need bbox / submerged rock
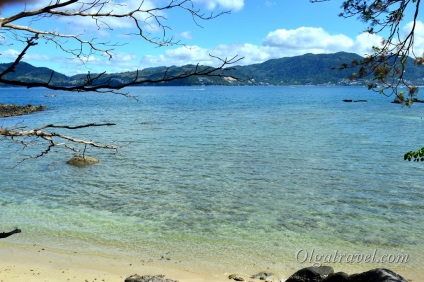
[124,274,178,282]
[0,103,45,118]
[66,154,100,166]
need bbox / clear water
[0,86,423,275]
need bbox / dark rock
[66,154,100,166]
[0,103,45,118]
[285,266,334,282]
[251,272,274,280]
[347,268,407,282]
[343,99,367,103]
[229,274,244,281]
[124,274,178,282]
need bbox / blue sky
[1,0,423,75]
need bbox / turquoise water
[0,86,423,275]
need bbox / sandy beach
[0,243,230,282]
[1,242,422,282]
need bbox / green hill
[1,52,423,87]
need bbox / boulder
[285,266,334,282]
[228,274,244,281]
[323,268,408,282]
[66,154,100,166]
[285,267,407,282]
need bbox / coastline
[0,242,421,282]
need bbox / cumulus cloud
[260,26,387,59]
[263,27,354,52]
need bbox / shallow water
[0,86,423,275]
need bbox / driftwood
[0,228,21,239]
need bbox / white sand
[0,243,231,282]
[0,243,421,282]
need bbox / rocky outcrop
[124,267,408,282]
[66,154,100,166]
[0,103,45,118]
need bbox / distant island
[1,52,423,87]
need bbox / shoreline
[0,242,420,282]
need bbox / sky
[0,0,423,75]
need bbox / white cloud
[0,49,21,60]
[194,0,244,11]
[0,48,49,61]
[403,20,424,55]
[263,27,354,52]
[134,27,390,69]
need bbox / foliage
[404,147,424,161]
[313,0,423,105]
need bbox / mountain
[1,52,423,87]
[0,62,69,85]
[235,52,364,85]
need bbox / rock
[343,99,367,103]
[0,103,45,118]
[229,274,244,281]
[285,266,334,282]
[251,272,274,280]
[124,274,178,282]
[66,154,100,166]
[324,268,407,282]
[285,268,408,282]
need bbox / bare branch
[0,0,241,160]
[0,123,118,160]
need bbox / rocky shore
[125,267,408,282]
[0,103,45,118]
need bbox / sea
[0,86,423,277]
